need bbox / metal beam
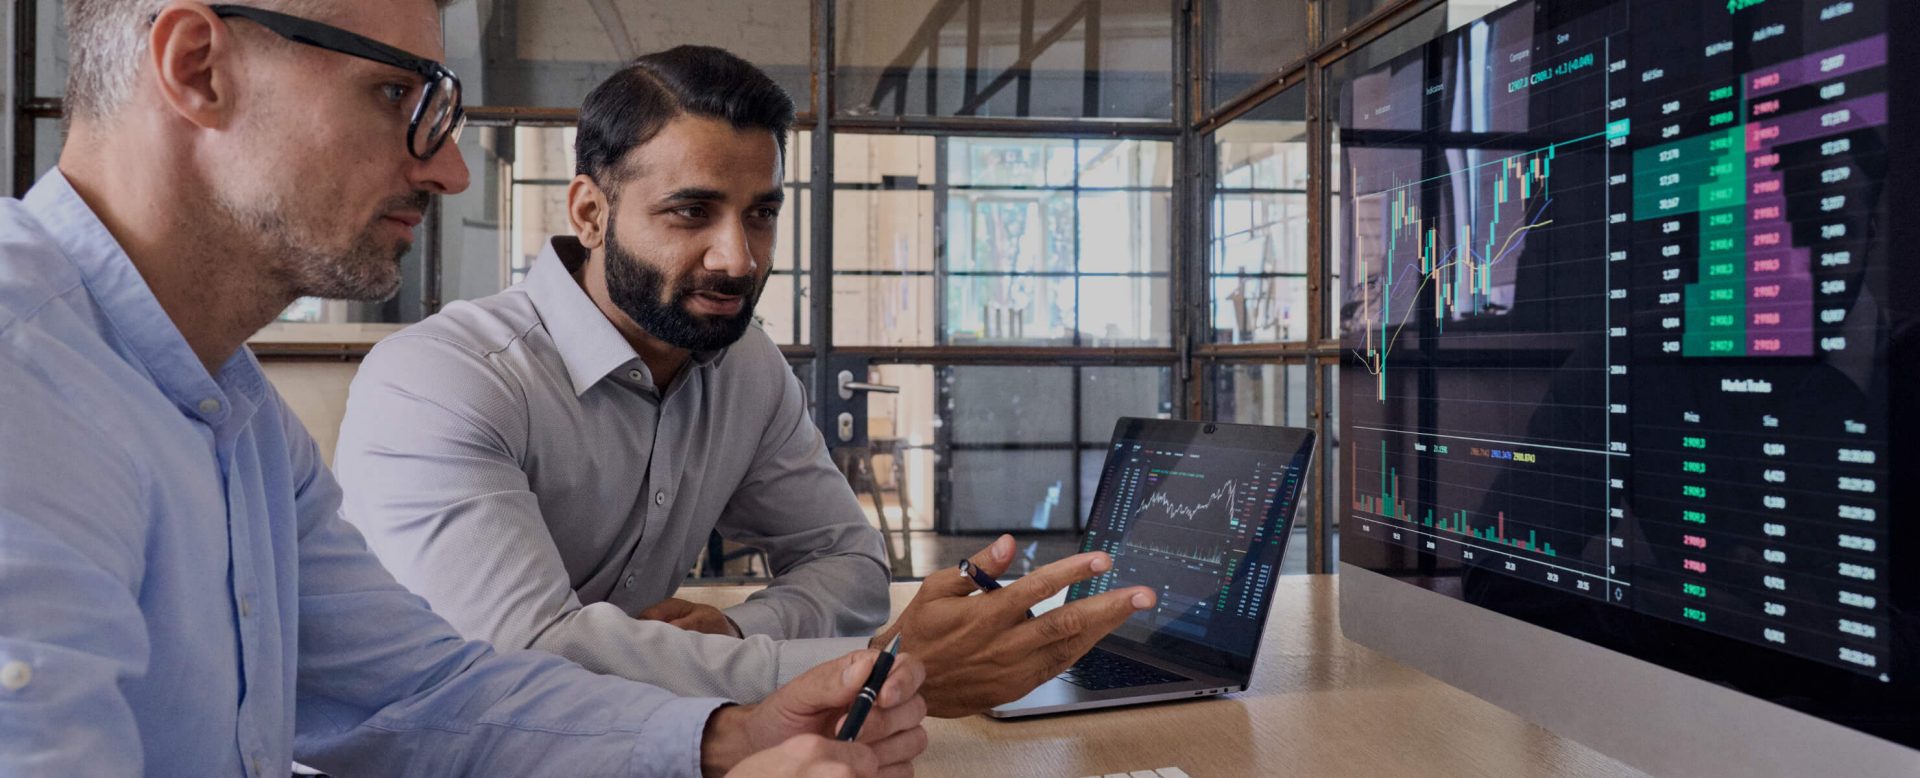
[809,0,838,438]
[1196,0,1444,135]
[12,0,40,196]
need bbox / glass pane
[439,126,510,303]
[948,191,1075,274]
[946,366,1073,444]
[1212,88,1309,344]
[1076,139,1173,188]
[1209,363,1309,427]
[835,0,1174,120]
[754,273,808,345]
[34,0,67,96]
[1078,367,1174,443]
[946,449,1076,531]
[948,138,1075,187]
[832,274,936,346]
[869,365,936,531]
[462,0,811,109]
[1078,276,1170,346]
[835,190,936,272]
[32,118,62,184]
[1448,0,1528,30]
[1325,6,1448,341]
[944,275,1075,345]
[835,135,936,185]
[1077,191,1171,274]
[1211,276,1308,343]
[1204,0,1308,111]
[1322,0,1387,40]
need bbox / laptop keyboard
[1059,647,1191,691]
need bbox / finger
[866,725,929,772]
[997,551,1115,611]
[878,764,914,778]
[918,534,1015,599]
[846,692,925,743]
[822,650,881,706]
[788,735,880,778]
[1012,586,1156,673]
[877,654,926,708]
[636,598,692,621]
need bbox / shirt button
[654,491,667,506]
[628,369,644,382]
[252,756,264,776]
[197,398,221,415]
[624,574,637,590]
[239,597,252,619]
[0,661,30,691]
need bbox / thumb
[921,534,1016,598]
[782,650,881,715]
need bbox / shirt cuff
[629,695,732,778]
[721,599,785,640]
[772,637,871,689]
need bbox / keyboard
[1059,647,1191,691]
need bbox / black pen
[959,557,1035,619]
[836,633,901,741]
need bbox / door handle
[838,370,901,400]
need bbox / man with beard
[0,3,930,775]
[335,46,1159,716]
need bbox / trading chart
[1075,440,1306,654]
[1339,0,1893,679]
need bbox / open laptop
[990,417,1316,718]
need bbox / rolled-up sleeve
[714,366,891,642]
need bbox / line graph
[1351,138,1587,401]
[1131,478,1242,525]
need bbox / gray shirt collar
[525,236,725,396]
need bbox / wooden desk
[678,575,1648,777]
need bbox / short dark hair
[575,45,795,189]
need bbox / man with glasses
[334,45,1160,718]
[0,1,926,775]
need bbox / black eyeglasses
[206,4,465,161]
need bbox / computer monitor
[1335,1,1919,774]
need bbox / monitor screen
[1339,0,1918,748]
[1071,420,1315,669]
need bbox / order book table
[675,575,1647,777]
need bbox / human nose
[412,134,471,196]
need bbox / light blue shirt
[0,170,727,776]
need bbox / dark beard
[602,212,761,352]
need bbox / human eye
[379,82,412,106]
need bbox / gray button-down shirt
[336,237,885,701]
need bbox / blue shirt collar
[22,169,266,430]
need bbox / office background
[5,0,1514,578]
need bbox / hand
[701,649,929,778]
[638,597,741,637]
[724,734,879,778]
[869,535,1157,718]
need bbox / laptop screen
[1068,418,1316,674]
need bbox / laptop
[990,417,1317,718]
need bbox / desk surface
[678,575,1648,778]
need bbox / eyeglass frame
[201,3,467,161]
